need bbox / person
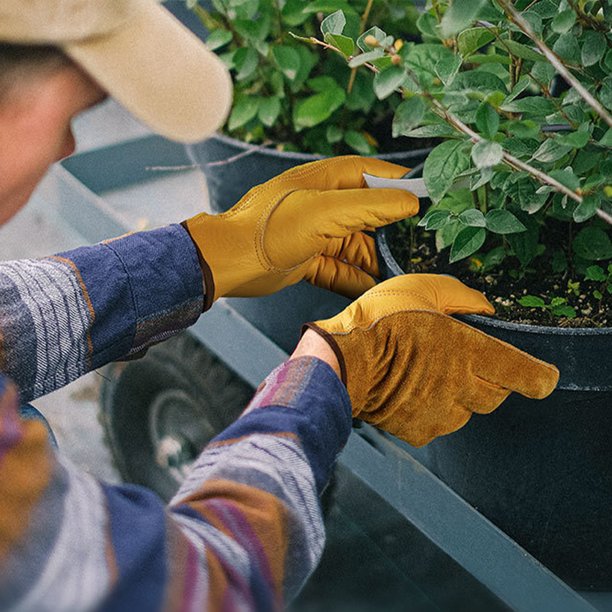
[0,1,560,610]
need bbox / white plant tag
[363,173,430,199]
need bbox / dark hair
[0,43,71,103]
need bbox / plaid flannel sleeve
[0,357,352,611]
[0,224,203,402]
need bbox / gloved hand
[305,274,560,447]
[183,156,418,309]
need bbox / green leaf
[506,211,539,268]
[293,87,346,129]
[573,195,600,223]
[272,46,301,81]
[326,125,343,143]
[530,0,557,18]
[556,129,590,149]
[482,246,506,270]
[502,137,539,158]
[392,97,426,137]
[551,304,577,318]
[373,66,406,100]
[548,168,580,191]
[233,15,270,43]
[503,76,531,104]
[324,33,354,56]
[228,96,259,130]
[519,295,546,308]
[418,209,452,230]
[485,209,527,234]
[308,76,337,93]
[600,76,612,111]
[573,227,612,260]
[423,140,471,203]
[497,39,543,62]
[506,120,539,138]
[402,124,457,138]
[457,27,495,56]
[475,102,499,139]
[416,12,440,39]
[281,0,311,26]
[585,265,607,282]
[466,53,512,65]
[436,55,463,86]
[344,130,374,154]
[233,47,259,80]
[551,9,576,34]
[258,97,281,127]
[472,140,504,168]
[321,10,346,35]
[501,97,555,116]
[532,139,572,163]
[458,209,486,227]
[582,31,606,67]
[449,226,487,263]
[348,49,385,68]
[440,0,487,37]
[303,0,356,16]
[599,129,612,148]
[553,32,580,63]
[530,61,555,86]
[451,71,508,96]
[206,29,233,51]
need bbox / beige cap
[0,0,233,143]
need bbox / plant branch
[497,0,612,129]
[314,35,611,226]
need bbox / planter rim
[196,132,434,164]
[376,226,612,336]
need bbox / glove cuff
[302,323,347,386]
[180,220,216,312]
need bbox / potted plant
[310,0,612,590]
[184,0,432,213]
[182,0,436,352]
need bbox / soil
[385,221,612,328]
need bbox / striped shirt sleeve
[0,356,352,611]
[0,224,203,403]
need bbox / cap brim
[64,3,233,143]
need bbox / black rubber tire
[99,333,253,501]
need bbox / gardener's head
[0,0,232,224]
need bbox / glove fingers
[272,156,412,191]
[304,256,377,298]
[466,326,559,399]
[322,233,379,278]
[465,377,511,414]
[367,275,494,315]
[283,188,419,238]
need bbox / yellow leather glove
[183,156,418,309]
[306,274,560,447]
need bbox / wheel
[99,333,253,501]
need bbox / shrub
[310,0,611,294]
[187,0,420,155]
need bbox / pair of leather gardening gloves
[183,157,559,447]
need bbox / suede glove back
[183,157,418,309]
[306,274,560,447]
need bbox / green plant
[585,262,612,298]
[187,0,420,155]
[518,294,577,318]
[309,0,612,307]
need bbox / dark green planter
[376,226,612,591]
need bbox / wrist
[290,329,341,378]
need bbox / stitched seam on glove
[255,188,308,274]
